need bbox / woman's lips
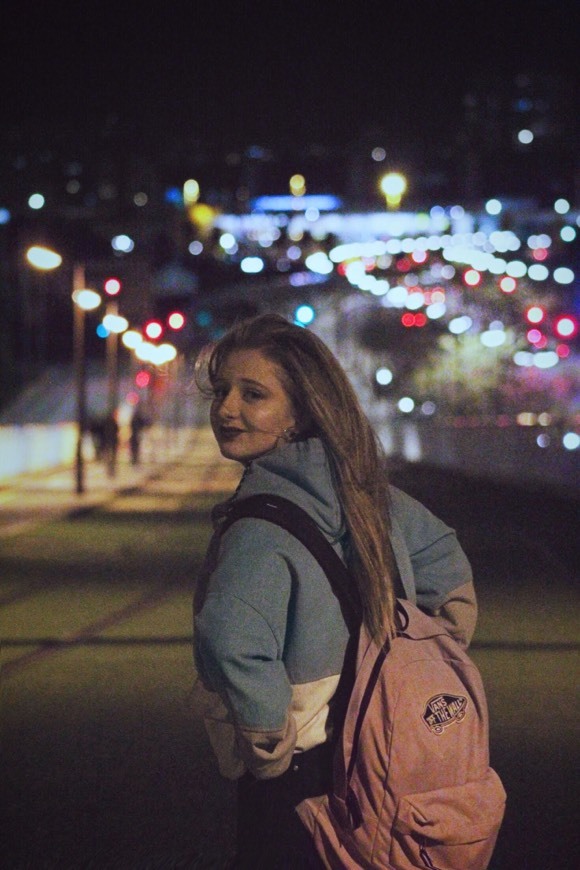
[219,426,245,440]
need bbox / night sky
[3,0,578,150]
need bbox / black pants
[231,742,333,869]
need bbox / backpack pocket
[390,768,506,870]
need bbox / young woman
[193,314,476,868]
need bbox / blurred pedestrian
[129,404,148,465]
[193,314,476,868]
[89,416,106,461]
[102,412,119,477]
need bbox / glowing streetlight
[102,313,129,334]
[380,172,407,210]
[134,340,177,366]
[73,288,101,310]
[290,174,306,197]
[26,245,63,270]
[183,178,200,204]
[122,329,143,350]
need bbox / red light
[167,311,186,330]
[525,305,545,324]
[396,257,412,272]
[464,269,481,286]
[532,248,548,261]
[104,277,122,296]
[401,312,427,328]
[144,320,163,340]
[553,314,578,339]
[527,329,548,348]
[135,370,151,388]
[557,344,571,358]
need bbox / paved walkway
[1,436,577,869]
[0,435,243,869]
[0,427,238,538]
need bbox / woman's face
[210,349,297,465]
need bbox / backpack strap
[220,493,362,633]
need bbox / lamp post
[102,299,128,478]
[380,172,407,210]
[25,247,101,494]
[72,268,101,493]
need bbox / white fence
[1,420,578,498]
[0,423,78,480]
[0,423,195,482]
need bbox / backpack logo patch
[423,693,468,734]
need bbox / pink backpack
[223,495,507,870]
[297,601,506,869]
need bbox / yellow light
[135,341,156,362]
[72,289,101,311]
[289,174,306,196]
[135,342,177,365]
[155,343,177,364]
[379,173,407,209]
[187,203,217,233]
[183,178,200,204]
[26,245,63,270]
[122,330,143,349]
[102,313,129,333]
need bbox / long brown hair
[196,313,396,641]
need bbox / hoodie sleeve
[194,519,298,778]
[389,486,477,648]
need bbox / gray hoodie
[194,438,476,780]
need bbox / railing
[377,417,579,498]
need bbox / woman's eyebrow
[238,377,268,389]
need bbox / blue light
[294,304,315,325]
[196,310,213,327]
[289,272,327,287]
[251,194,342,212]
[96,324,109,339]
[165,187,183,205]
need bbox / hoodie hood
[233,437,345,541]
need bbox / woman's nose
[216,392,239,419]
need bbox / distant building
[456,72,577,204]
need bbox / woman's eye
[243,389,263,401]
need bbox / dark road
[1,435,578,869]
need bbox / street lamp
[380,172,407,210]
[102,279,126,478]
[72,267,101,493]
[25,247,101,494]
[26,245,63,270]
